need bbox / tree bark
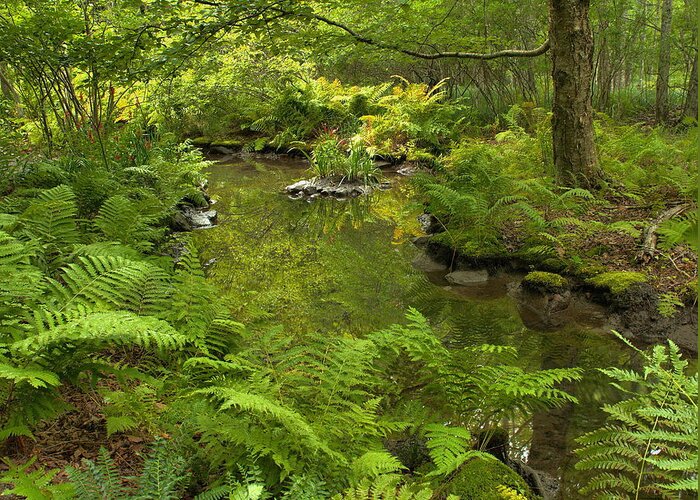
[655,0,673,123]
[0,62,18,105]
[684,54,698,120]
[549,0,600,188]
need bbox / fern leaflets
[575,337,698,499]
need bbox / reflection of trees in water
[293,194,381,235]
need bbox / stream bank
[414,236,697,354]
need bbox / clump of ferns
[575,335,698,499]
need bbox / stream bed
[195,155,643,498]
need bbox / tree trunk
[655,0,673,123]
[549,0,600,188]
[0,62,18,106]
[684,54,698,120]
[596,24,612,111]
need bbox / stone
[445,269,489,285]
[210,145,234,155]
[412,253,448,273]
[303,184,318,195]
[180,206,218,229]
[397,165,420,176]
[285,180,311,193]
[284,177,382,200]
[169,211,193,232]
[417,213,441,234]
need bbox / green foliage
[303,135,380,184]
[575,337,698,498]
[657,211,698,252]
[359,78,469,156]
[586,271,648,294]
[423,424,487,477]
[0,457,75,499]
[333,474,436,500]
[657,292,684,318]
[597,125,697,200]
[66,441,188,500]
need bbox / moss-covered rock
[522,271,568,293]
[444,457,534,499]
[586,271,647,294]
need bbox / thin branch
[292,10,549,60]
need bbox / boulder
[445,269,489,285]
[169,211,193,232]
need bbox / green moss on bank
[586,271,648,294]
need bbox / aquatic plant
[345,139,380,185]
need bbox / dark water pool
[195,155,642,498]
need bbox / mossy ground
[586,271,648,294]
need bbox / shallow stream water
[195,155,643,498]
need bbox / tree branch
[300,11,549,60]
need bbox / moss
[189,136,211,146]
[522,271,568,293]
[444,457,534,500]
[586,271,648,294]
[211,138,246,148]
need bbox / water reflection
[197,156,640,499]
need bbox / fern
[351,451,406,482]
[15,311,187,354]
[94,195,163,252]
[333,474,436,500]
[575,336,698,498]
[657,211,698,251]
[65,442,189,500]
[132,439,188,500]
[66,447,128,500]
[0,457,75,499]
[48,255,172,316]
[16,185,80,270]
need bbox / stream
[195,155,643,499]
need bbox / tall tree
[655,0,673,123]
[549,0,599,187]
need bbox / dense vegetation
[0,0,697,498]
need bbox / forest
[0,0,697,499]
